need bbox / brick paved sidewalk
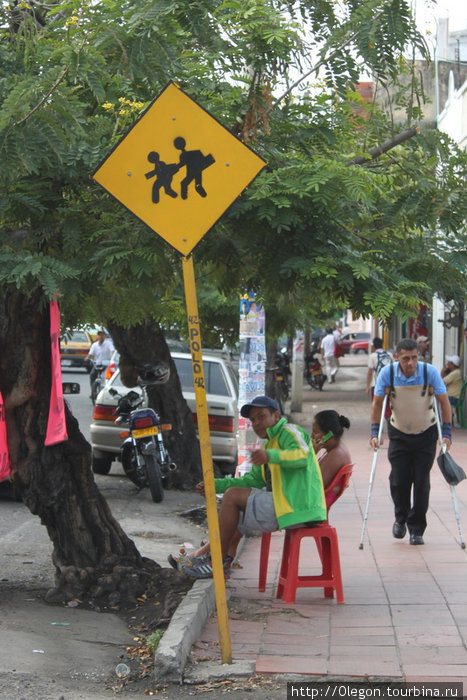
[189,363,467,684]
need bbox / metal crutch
[359,394,388,549]
[433,398,466,549]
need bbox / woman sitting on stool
[311,410,351,507]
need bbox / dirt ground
[113,567,194,694]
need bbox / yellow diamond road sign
[93,82,267,256]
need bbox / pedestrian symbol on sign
[145,136,215,205]
[145,152,180,204]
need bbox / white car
[90,352,239,477]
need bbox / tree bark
[0,290,157,605]
[106,321,202,489]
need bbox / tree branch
[345,126,420,166]
[13,66,70,128]
[272,11,383,109]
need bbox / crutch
[359,394,388,549]
[433,398,466,549]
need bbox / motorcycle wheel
[145,454,164,503]
[274,383,285,414]
[121,443,146,487]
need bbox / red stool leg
[329,529,344,603]
[281,530,303,604]
[276,530,292,599]
[258,532,271,592]
[320,535,334,598]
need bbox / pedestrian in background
[417,335,431,362]
[320,328,338,384]
[370,338,452,545]
[441,355,463,425]
[86,330,114,391]
[366,337,392,397]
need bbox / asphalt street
[0,366,210,698]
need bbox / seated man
[441,355,462,424]
[181,395,327,579]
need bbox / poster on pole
[237,293,266,476]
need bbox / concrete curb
[154,573,257,684]
[154,579,216,682]
[154,538,252,683]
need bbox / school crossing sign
[93,82,267,256]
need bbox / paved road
[0,367,209,698]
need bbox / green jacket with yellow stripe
[214,417,326,528]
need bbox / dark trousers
[89,366,98,388]
[387,424,437,535]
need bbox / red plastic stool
[275,523,344,603]
[258,464,353,596]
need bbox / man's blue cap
[240,396,281,418]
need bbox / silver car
[90,352,239,476]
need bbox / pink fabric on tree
[0,390,11,481]
[45,299,68,446]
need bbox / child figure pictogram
[173,136,215,199]
[145,151,180,204]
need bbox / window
[173,358,230,396]
[72,331,90,343]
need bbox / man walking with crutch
[369,339,452,545]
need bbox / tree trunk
[106,321,202,489]
[265,337,278,398]
[0,291,158,605]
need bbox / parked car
[60,329,92,369]
[90,352,239,477]
[104,339,190,382]
[349,338,372,354]
[339,332,371,355]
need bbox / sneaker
[167,554,180,571]
[167,545,199,571]
[182,555,233,579]
[183,552,211,568]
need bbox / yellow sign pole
[182,254,232,665]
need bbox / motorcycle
[109,362,176,503]
[304,345,326,391]
[267,354,290,415]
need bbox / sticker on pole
[93,82,267,256]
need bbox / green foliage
[147,629,164,650]
[0,248,79,298]
[0,0,465,341]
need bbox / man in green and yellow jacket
[185,395,326,579]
